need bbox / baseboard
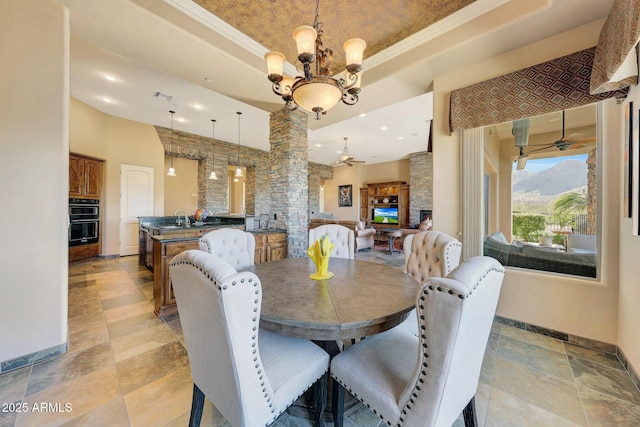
[495,315,639,392]
[1,343,68,374]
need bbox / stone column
[269,108,309,258]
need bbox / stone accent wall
[587,149,596,235]
[269,108,309,258]
[409,151,433,225]
[308,162,334,217]
[155,126,269,215]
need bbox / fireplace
[420,210,432,222]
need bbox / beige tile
[100,291,147,311]
[116,341,189,394]
[578,385,640,426]
[67,285,99,307]
[485,387,585,426]
[26,343,114,397]
[164,398,232,427]
[492,356,586,425]
[111,323,178,363]
[564,343,625,371]
[67,308,106,336]
[0,366,31,404]
[16,365,120,427]
[96,278,139,300]
[124,365,193,427]
[500,324,566,354]
[106,311,165,340]
[497,335,573,382]
[103,299,155,324]
[60,397,129,427]
[67,323,109,354]
[569,355,640,406]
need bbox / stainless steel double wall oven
[69,198,100,246]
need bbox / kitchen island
[151,229,287,318]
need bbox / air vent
[154,91,173,101]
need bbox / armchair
[354,220,375,251]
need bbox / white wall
[0,1,69,364]
[70,99,166,256]
[432,21,621,345]
[617,84,640,373]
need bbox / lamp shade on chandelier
[264,0,366,120]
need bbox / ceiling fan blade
[563,133,584,143]
[578,136,596,144]
[527,145,555,153]
[345,161,353,167]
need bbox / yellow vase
[307,235,335,280]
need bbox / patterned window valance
[449,47,628,133]
[590,0,640,94]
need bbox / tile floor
[1,250,639,426]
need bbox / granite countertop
[150,228,287,243]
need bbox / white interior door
[120,164,154,256]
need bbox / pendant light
[208,119,218,180]
[166,110,177,177]
[234,111,243,181]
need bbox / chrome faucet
[173,209,190,227]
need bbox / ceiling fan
[526,110,596,154]
[337,137,365,167]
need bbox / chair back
[403,231,462,283]
[169,250,273,427]
[400,256,505,426]
[308,224,355,259]
[199,228,256,270]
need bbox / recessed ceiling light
[315,144,322,147]
[103,74,117,82]
[380,126,388,130]
[176,117,186,123]
[100,97,113,103]
[192,103,204,110]
[358,113,366,117]
[398,136,404,140]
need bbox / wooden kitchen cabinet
[69,154,102,199]
[266,233,287,262]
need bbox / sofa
[309,219,376,251]
[483,232,596,277]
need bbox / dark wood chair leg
[331,378,345,427]
[189,383,205,427]
[314,373,328,427]
[462,396,478,427]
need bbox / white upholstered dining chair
[308,224,355,259]
[395,230,462,335]
[330,256,505,427]
[198,228,255,270]
[169,250,330,427]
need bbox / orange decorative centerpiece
[307,234,335,280]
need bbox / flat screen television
[373,207,398,224]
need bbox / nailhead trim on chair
[331,264,506,426]
[171,257,329,426]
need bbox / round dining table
[246,257,420,341]
[246,257,419,426]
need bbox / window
[483,104,598,278]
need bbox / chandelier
[264,0,366,120]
